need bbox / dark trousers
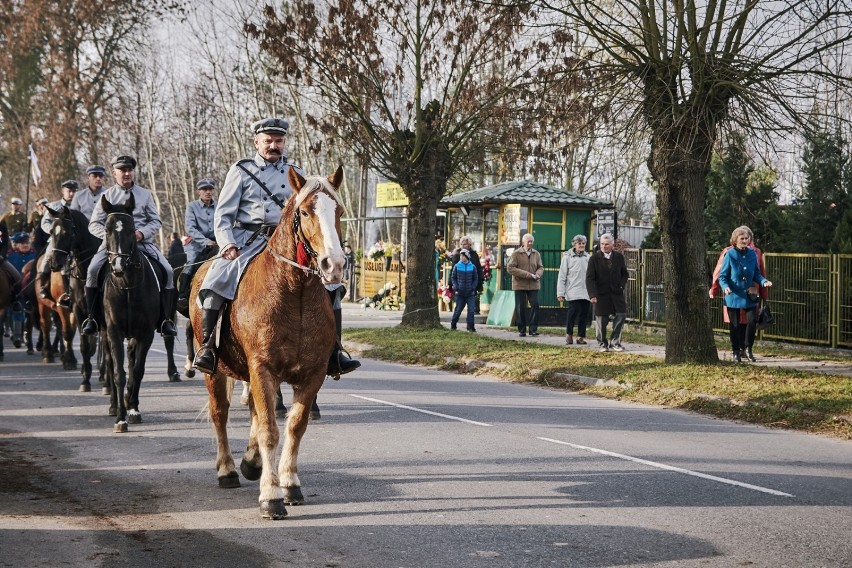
[565,299,591,337]
[726,307,756,353]
[514,289,539,333]
[747,305,759,348]
[451,293,476,329]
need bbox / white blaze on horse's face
[111,219,126,273]
[313,192,345,282]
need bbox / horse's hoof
[284,485,304,505]
[26,349,34,355]
[108,407,117,417]
[127,411,142,424]
[13,340,21,348]
[260,499,288,520]
[64,362,77,371]
[42,357,53,364]
[309,410,321,421]
[169,373,182,382]
[218,472,240,489]
[276,407,287,419]
[102,387,110,396]
[184,369,195,378]
[239,458,262,481]
[114,421,128,433]
[79,383,91,393]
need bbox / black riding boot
[193,308,219,374]
[38,267,51,299]
[57,274,71,308]
[176,269,194,312]
[159,289,178,336]
[327,343,361,377]
[81,287,99,335]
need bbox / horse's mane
[292,176,344,209]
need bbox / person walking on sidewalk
[586,233,628,352]
[557,234,591,345]
[450,249,479,332]
[507,233,544,337]
[717,226,772,363]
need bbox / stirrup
[81,317,99,336]
[160,319,178,337]
[193,345,217,374]
[57,293,71,308]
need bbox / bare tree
[253,0,590,328]
[537,0,852,362]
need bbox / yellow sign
[376,182,409,208]
[500,204,521,244]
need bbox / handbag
[757,304,775,330]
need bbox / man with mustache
[192,118,359,377]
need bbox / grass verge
[344,327,852,439]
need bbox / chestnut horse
[189,167,345,520]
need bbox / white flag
[29,144,42,185]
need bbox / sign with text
[596,210,616,238]
[376,182,409,208]
[500,204,521,245]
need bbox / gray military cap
[196,178,216,190]
[252,117,289,135]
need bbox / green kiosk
[439,180,612,326]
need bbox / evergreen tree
[791,129,848,253]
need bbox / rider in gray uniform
[80,155,178,337]
[192,117,359,377]
[38,179,77,308]
[70,165,107,220]
[176,178,218,308]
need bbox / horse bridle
[264,186,334,278]
[105,212,140,271]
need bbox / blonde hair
[729,226,752,246]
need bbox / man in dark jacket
[585,233,629,352]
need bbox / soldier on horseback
[80,155,178,337]
[37,179,78,308]
[176,177,218,311]
[192,117,360,377]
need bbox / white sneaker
[599,345,610,352]
[610,345,625,352]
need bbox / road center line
[349,394,492,427]
[538,437,794,497]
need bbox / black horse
[172,244,219,379]
[98,195,161,433]
[48,207,106,390]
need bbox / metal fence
[534,249,852,348]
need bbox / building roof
[440,180,612,209]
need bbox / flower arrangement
[434,238,449,265]
[437,282,454,306]
[385,242,401,257]
[367,241,386,260]
[482,255,492,283]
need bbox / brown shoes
[575,337,587,345]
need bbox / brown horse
[189,167,345,520]
[0,269,11,361]
[35,252,77,369]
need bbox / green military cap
[111,155,137,170]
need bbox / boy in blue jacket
[450,249,479,332]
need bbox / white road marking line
[350,394,492,427]
[538,437,794,497]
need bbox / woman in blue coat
[718,226,772,362]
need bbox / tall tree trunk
[650,137,719,364]
[399,132,448,329]
[400,188,441,328]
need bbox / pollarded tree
[251,0,590,328]
[538,0,852,362]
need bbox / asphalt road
[0,334,850,568]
